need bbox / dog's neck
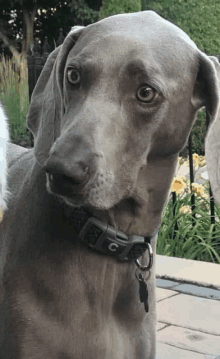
[78,154,178,243]
[61,155,178,261]
[90,196,146,236]
[62,197,152,263]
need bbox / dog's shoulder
[7,142,31,168]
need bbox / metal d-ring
[134,243,153,272]
[135,267,151,282]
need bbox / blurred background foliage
[142,0,220,55]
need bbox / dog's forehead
[69,11,198,79]
[80,11,197,52]
[68,33,197,87]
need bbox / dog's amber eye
[137,86,156,102]
[67,68,80,84]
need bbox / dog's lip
[47,173,88,193]
[47,173,89,193]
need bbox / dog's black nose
[43,156,90,186]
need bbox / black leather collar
[64,206,152,261]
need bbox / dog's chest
[8,247,150,357]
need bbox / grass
[0,54,30,145]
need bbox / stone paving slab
[174,284,220,301]
[156,256,220,358]
[157,325,220,356]
[156,255,220,289]
[157,342,216,359]
[157,321,167,331]
[156,278,180,289]
[156,279,220,301]
[157,293,220,335]
[156,287,179,302]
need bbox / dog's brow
[67,54,100,72]
[125,60,166,96]
[76,52,98,64]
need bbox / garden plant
[0,55,31,148]
[157,154,220,264]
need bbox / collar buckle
[78,217,149,261]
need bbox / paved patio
[156,255,220,358]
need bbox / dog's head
[27,11,220,234]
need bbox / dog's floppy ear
[26,26,85,166]
[205,56,220,204]
[191,52,220,204]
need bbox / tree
[0,3,21,59]
[0,0,39,57]
[0,0,101,115]
[68,0,99,26]
[0,1,65,115]
[0,0,100,57]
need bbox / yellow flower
[191,183,199,192]
[180,176,188,184]
[180,205,191,214]
[193,153,199,169]
[200,160,206,167]
[179,176,190,193]
[191,183,205,197]
[198,156,206,167]
[171,176,186,194]
[196,185,205,197]
[193,153,199,160]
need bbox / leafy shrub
[142,0,220,55]
[99,0,141,19]
[180,109,207,157]
[191,109,206,155]
[69,0,99,25]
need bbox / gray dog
[0,10,220,359]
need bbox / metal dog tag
[137,272,149,313]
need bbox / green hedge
[99,0,141,19]
[142,0,220,55]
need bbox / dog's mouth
[46,173,87,197]
[49,173,84,186]
[45,170,124,210]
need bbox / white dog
[0,100,9,221]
